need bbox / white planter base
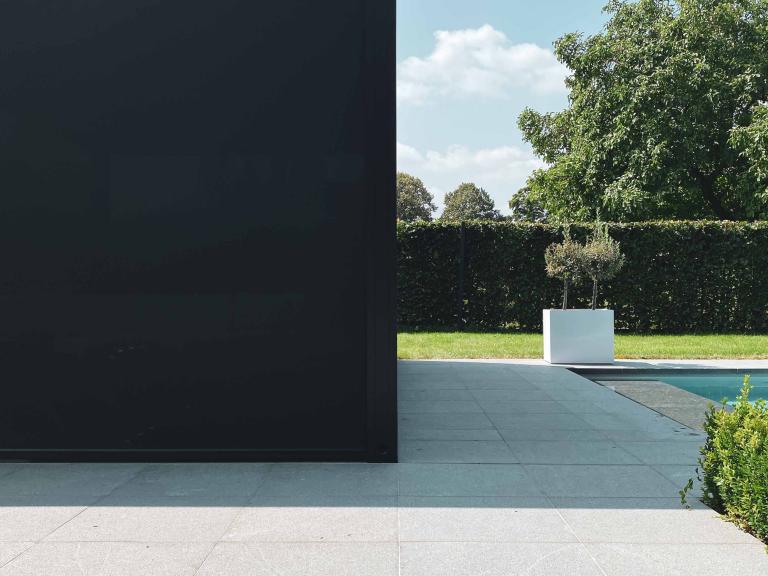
[543,309,614,364]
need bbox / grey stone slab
[400,542,603,576]
[399,413,494,430]
[398,400,483,414]
[398,497,577,543]
[506,441,642,465]
[553,498,757,544]
[470,388,552,401]
[258,464,398,497]
[0,464,143,501]
[397,380,468,390]
[107,463,271,500]
[617,441,703,465]
[0,504,86,542]
[587,543,768,576]
[398,425,502,441]
[489,413,594,430]
[0,543,33,567]
[399,440,518,463]
[476,400,574,414]
[0,542,213,576]
[652,464,704,495]
[398,389,475,401]
[601,427,706,442]
[398,464,543,497]
[223,496,397,543]
[196,542,398,576]
[524,465,680,498]
[499,428,609,442]
[44,498,242,543]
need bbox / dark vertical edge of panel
[364,0,397,462]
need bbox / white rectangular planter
[543,309,614,364]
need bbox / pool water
[655,373,768,404]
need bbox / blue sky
[397,0,609,214]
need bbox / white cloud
[398,24,568,106]
[397,141,545,215]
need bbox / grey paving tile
[399,413,494,429]
[223,496,396,543]
[44,498,242,543]
[398,426,502,441]
[107,463,271,499]
[524,465,680,498]
[398,497,577,543]
[476,400,574,414]
[258,464,398,497]
[0,542,213,576]
[398,389,475,401]
[601,427,706,442]
[0,464,143,501]
[489,413,594,430]
[0,504,86,542]
[196,542,398,576]
[400,542,603,576]
[553,498,757,544]
[587,543,768,575]
[617,441,703,465]
[398,464,543,497]
[399,440,518,463]
[506,441,642,465]
[498,428,609,442]
[652,464,704,495]
[398,380,468,390]
[470,388,552,401]
[398,400,483,414]
[0,543,33,567]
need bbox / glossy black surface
[0,0,396,460]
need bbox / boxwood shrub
[700,377,768,543]
[397,220,768,333]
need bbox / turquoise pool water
[655,373,768,404]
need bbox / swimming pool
[588,371,768,404]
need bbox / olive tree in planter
[543,225,625,364]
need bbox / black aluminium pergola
[0,1,397,462]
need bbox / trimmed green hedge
[700,378,768,543]
[397,221,768,333]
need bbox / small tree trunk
[592,280,598,310]
[562,278,568,310]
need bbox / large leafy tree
[441,183,500,221]
[517,0,768,221]
[397,172,436,222]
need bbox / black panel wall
[0,0,396,461]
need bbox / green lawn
[397,332,768,360]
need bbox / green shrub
[700,376,768,543]
[397,220,768,332]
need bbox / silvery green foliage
[583,224,625,309]
[545,229,587,309]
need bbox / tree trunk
[562,279,568,310]
[696,172,732,220]
[592,280,598,310]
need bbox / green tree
[397,172,436,222]
[517,0,768,221]
[441,183,500,221]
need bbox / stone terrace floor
[0,360,766,575]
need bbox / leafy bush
[582,223,625,310]
[397,220,768,332]
[545,228,587,310]
[700,376,768,543]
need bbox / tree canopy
[517,0,768,221]
[441,183,500,221]
[397,172,435,222]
